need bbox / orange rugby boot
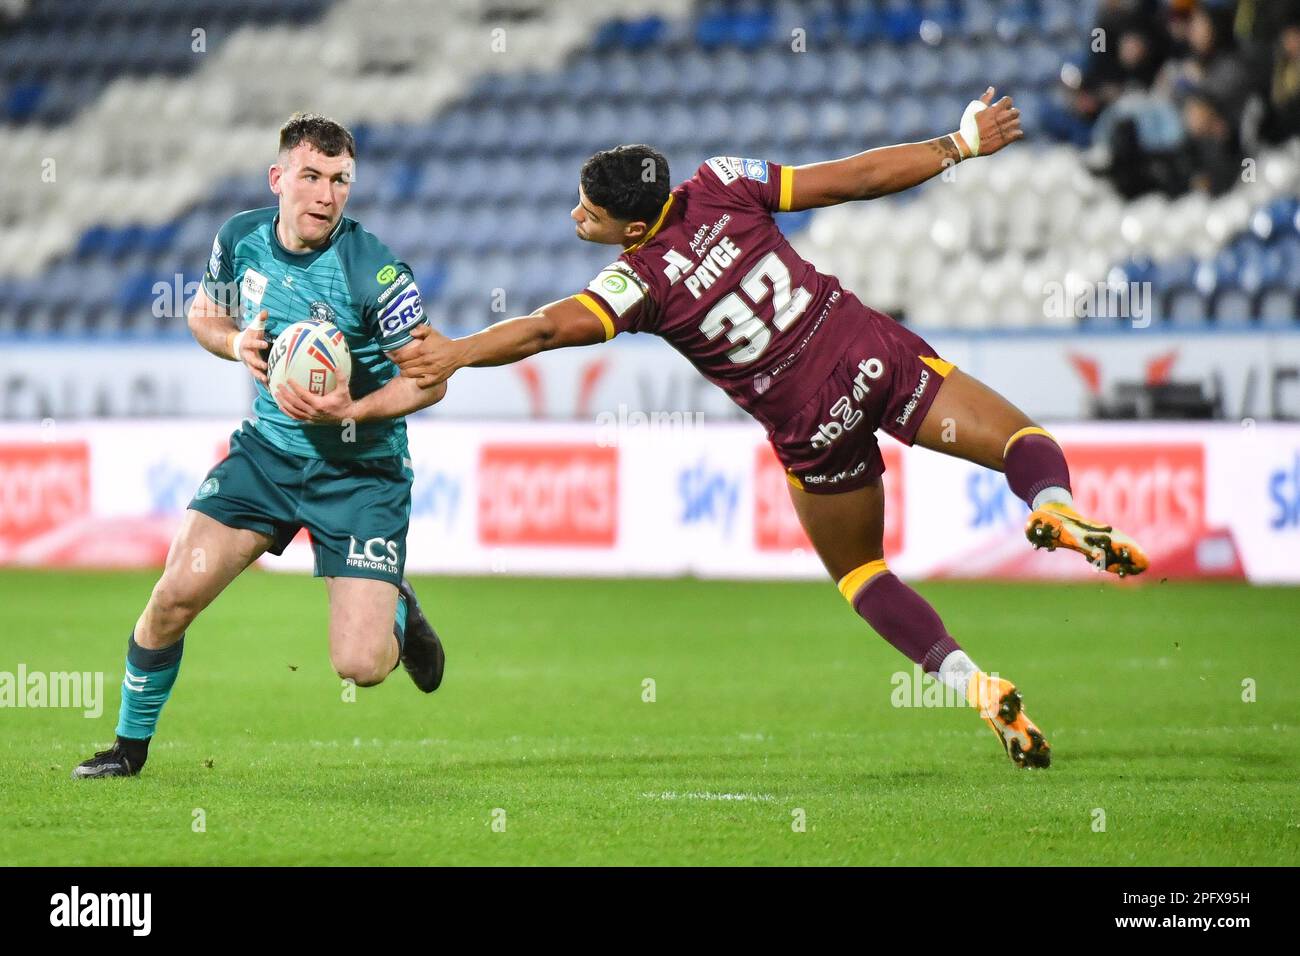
[968,673,1051,769]
[1025,501,1149,577]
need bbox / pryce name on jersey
[662,236,744,300]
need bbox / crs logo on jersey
[378,283,424,337]
[0,443,91,548]
[478,444,618,546]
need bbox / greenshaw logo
[376,265,398,285]
[602,273,629,294]
[195,478,219,500]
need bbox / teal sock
[115,632,184,741]
[393,593,408,651]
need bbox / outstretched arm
[393,296,608,387]
[787,87,1023,210]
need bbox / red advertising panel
[0,442,91,550]
[1066,443,1205,556]
[754,443,903,556]
[479,443,618,547]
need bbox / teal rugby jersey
[201,206,430,460]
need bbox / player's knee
[146,581,204,634]
[331,643,393,687]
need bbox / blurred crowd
[1068,0,1300,196]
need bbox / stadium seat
[4,0,1299,340]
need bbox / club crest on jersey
[308,300,336,324]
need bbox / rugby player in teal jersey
[74,114,448,779]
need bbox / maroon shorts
[768,303,954,495]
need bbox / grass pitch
[1,570,1296,866]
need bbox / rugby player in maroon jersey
[396,88,1149,768]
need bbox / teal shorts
[188,422,413,583]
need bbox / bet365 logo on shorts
[346,536,400,574]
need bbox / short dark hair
[580,144,670,223]
[278,111,355,159]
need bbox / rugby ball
[266,320,352,397]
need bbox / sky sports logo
[1268,451,1300,529]
[966,443,1206,539]
[478,444,617,546]
[50,886,151,936]
[678,460,740,536]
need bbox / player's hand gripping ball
[266,320,352,397]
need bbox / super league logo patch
[207,237,222,281]
[741,158,769,183]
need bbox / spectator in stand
[1073,0,1172,124]
[1183,86,1245,193]
[1154,2,1252,121]
[1261,12,1300,142]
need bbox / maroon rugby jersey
[575,157,852,428]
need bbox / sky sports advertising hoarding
[0,420,1296,584]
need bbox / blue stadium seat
[1212,289,1253,327]
[1164,287,1211,329]
[1257,288,1298,326]
[10,2,1297,342]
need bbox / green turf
[0,570,1297,866]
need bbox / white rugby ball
[266,320,352,397]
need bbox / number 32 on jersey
[697,251,812,365]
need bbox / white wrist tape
[230,327,248,360]
[958,99,987,158]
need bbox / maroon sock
[851,572,961,673]
[1003,432,1071,508]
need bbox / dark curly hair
[580,144,670,223]
[278,111,355,158]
